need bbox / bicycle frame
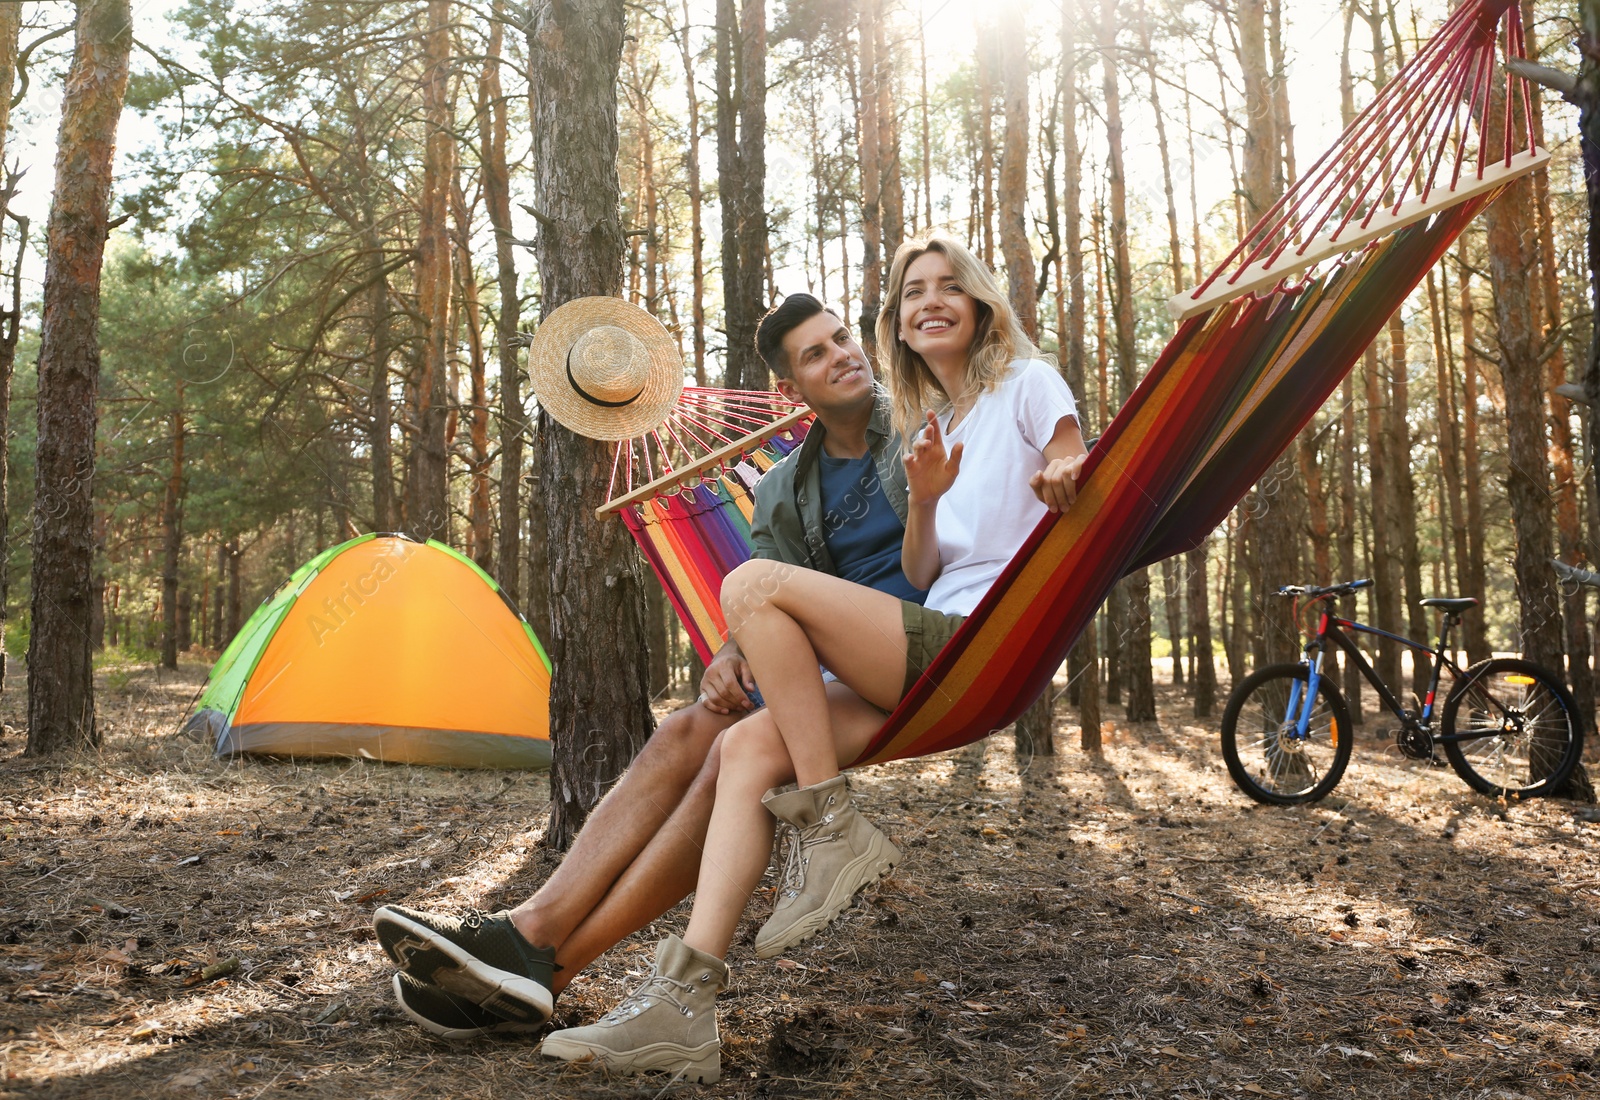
[1295,596,1470,744]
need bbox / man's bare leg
[547,732,723,994]
[510,701,739,954]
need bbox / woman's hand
[903,410,964,504]
[1030,453,1087,513]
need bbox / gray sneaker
[754,775,900,959]
[374,905,555,1025]
[540,935,727,1084]
[391,973,543,1040]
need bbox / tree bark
[159,384,185,671]
[26,0,132,755]
[1100,0,1154,721]
[715,0,766,390]
[225,537,241,644]
[1387,312,1429,696]
[527,0,653,850]
[1060,1,1099,749]
[1457,255,1490,663]
[405,0,453,542]
[975,25,995,266]
[876,9,902,263]
[1578,2,1600,550]
[481,3,523,599]
[997,0,1035,338]
[856,0,883,347]
[1237,0,1296,673]
[1524,3,1593,724]
[1429,269,1469,616]
[1485,179,1563,673]
[673,0,708,387]
[0,2,20,688]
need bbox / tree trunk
[715,0,766,390]
[875,7,901,263]
[0,3,20,688]
[481,4,524,600]
[1361,339,1403,689]
[1457,255,1490,663]
[997,0,1035,337]
[452,176,493,572]
[1523,4,1593,724]
[366,262,395,531]
[673,0,707,387]
[1099,0,1153,722]
[1429,268,1470,609]
[1187,545,1216,716]
[176,590,192,653]
[225,537,241,644]
[159,384,184,671]
[1059,1,1099,749]
[1013,687,1056,760]
[975,24,995,266]
[856,0,882,347]
[212,540,226,648]
[1160,557,1184,687]
[1579,2,1600,558]
[528,0,653,850]
[26,0,132,755]
[1485,184,1563,674]
[406,0,453,542]
[1236,0,1296,674]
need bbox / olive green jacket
[748,384,910,575]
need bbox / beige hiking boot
[540,935,727,1084]
[753,775,900,959]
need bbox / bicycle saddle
[1419,597,1477,612]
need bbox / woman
[540,236,1088,1084]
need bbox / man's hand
[903,410,963,505]
[699,646,757,713]
[1030,453,1087,513]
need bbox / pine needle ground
[2,657,1598,1099]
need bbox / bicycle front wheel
[1440,658,1582,799]
[1221,663,1352,805]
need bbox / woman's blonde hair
[875,234,1040,443]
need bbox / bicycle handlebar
[1276,579,1373,598]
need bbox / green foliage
[4,609,27,663]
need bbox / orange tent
[187,534,551,769]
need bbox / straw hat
[527,297,684,441]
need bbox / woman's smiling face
[897,249,978,365]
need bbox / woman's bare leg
[680,682,887,960]
[720,561,908,789]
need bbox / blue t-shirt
[818,450,927,605]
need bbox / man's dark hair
[755,293,834,380]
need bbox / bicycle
[1220,579,1583,805]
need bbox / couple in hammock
[374,235,1086,1082]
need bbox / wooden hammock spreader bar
[596,405,811,518]
[1166,146,1548,322]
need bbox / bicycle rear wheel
[1221,663,1352,805]
[1440,658,1582,799]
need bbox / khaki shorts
[900,601,966,699]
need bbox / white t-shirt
[921,358,1080,617]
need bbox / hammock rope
[596,0,1545,767]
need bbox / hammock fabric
[621,421,811,661]
[601,0,1545,767]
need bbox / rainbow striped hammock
[600,0,1548,769]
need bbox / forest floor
[2,656,1600,1100]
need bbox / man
[373,293,922,1037]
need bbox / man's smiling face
[775,310,874,415]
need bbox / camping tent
[187,534,552,769]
